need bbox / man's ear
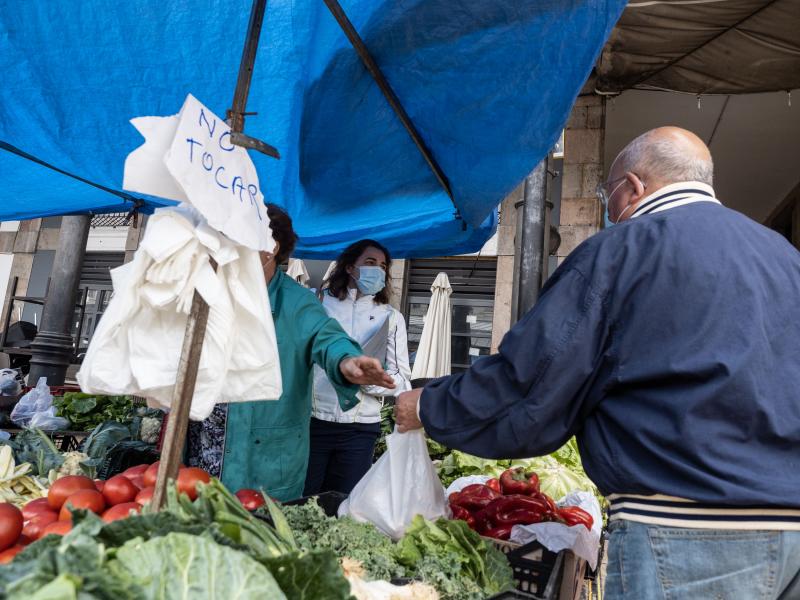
[627,172,647,202]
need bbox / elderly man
[396,127,800,599]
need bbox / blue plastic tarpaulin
[0,1,624,258]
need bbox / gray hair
[614,131,714,187]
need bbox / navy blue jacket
[420,195,800,507]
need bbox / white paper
[466,315,477,324]
[123,94,275,252]
[468,347,480,356]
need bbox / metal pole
[29,215,91,385]
[515,159,548,319]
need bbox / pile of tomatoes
[0,462,213,564]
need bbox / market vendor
[187,204,394,501]
[395,127,800,599]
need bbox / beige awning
[596,0,800,95]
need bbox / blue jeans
[303,417,380,496]
[605,520,800,599]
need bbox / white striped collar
[630,181,721,220]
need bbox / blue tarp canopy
[0,1,624,258]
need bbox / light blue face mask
[354,265,386,295]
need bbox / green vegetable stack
[53,393,135,431]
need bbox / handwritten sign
[123,94,274,252]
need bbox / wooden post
[151,288,211,509]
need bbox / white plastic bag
[10,377,70,431]
[338,428,447,539]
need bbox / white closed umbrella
[411,272,452,379]
[286,258,310,287]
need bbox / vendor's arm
[304,300,393,390]
[362,310,411,397]
[397,266,609,459]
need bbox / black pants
[303,417,380,496]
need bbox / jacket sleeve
[419,267,610,459]
[302,298,362,396]
[362,308,412,397]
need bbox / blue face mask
[354,266,386,295]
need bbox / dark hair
[326,239,392,304]
[266,203,298,265]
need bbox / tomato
[0,504,24,552]
[176,467,210,501]
[235,489,265,511]
[41,520,72,537]
[129,475,145,490]
[17,534,32,546]
[48,475,96,510]
[101,502,141,523]
[59,489,106,520]
[135,486,154,506]
[102,475,139,506]
[94,479,105,493]
[121,464,149,479]
[0,545,24,564]
[142,462,160,488]
[22,498,52,521]
[22,511,58,540]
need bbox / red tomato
[94,479,105,493]
[17,534,32,546]
[41,520,72,537]
[0,544,24,564]
[142,462,160,488]
[48,475,96,510]
[135,486,154,506]
[121,464,149,479]
[176,467,210,501]
[22,511,58,540]
[129,475,145,490]
[59,490,106,520]
[101,502,141,523]
[235,489,265,511]
[102,475,139,506]
[22,498,52,521]
[0,504,23,552]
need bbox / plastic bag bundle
[10,377,70,431]
[339,428,447,539]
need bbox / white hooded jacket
[312,289,411,423]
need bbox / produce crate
[488,538,586,600]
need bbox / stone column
[558,95,606,263]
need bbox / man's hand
[395,389,423,432]
[339,356,395,388]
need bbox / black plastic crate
[490,538,566,600]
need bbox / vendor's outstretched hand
[340,356,395,388]
[395,389,423,432]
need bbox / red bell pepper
[472,508,492,534]
[486,478,501,493]
[450,504,476,528]
[484,524,514,541]
[499,467,540,495]
[484,494,548,526]
[451,484,501,511]
[558,506,594,530]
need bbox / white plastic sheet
[76,205,282,420]
[10,377,70,431]
[339,429,448,539]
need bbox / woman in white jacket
[304,239,411,495]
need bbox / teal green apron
[221,269,361,500]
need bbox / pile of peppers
[448,467,594,541]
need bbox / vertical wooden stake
[151,288,211,510]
